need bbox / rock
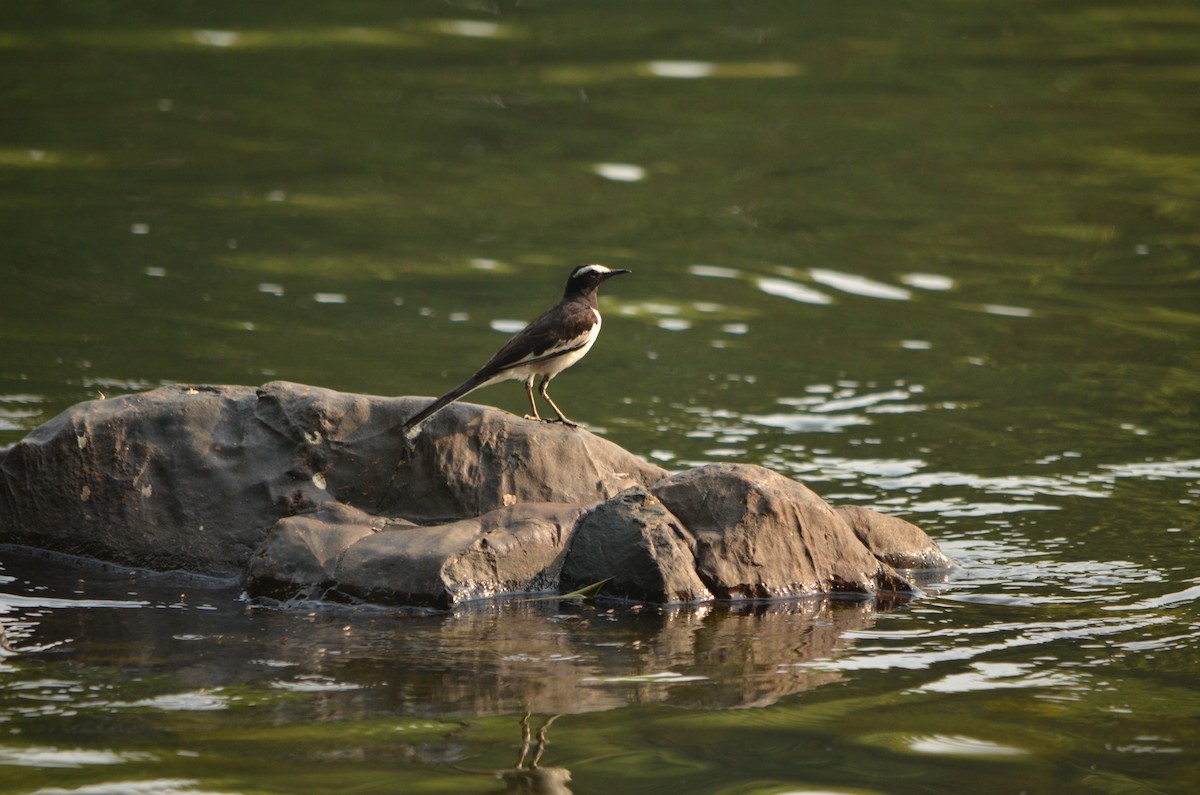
[374,396,667,523]
[835,505,952,569]
[0,382,948,607]
[0,382,666,576]
[0,384,296,573]
[329,503,585,608]
[561,487,713,604]
[651,463,915,598]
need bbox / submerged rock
[0,382,950,607]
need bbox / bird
[402,263,630,436]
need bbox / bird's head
[564,263,631,298]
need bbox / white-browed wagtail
[402,263,630,435]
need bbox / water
[2,1,1199,792]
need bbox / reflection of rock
[331,598,873,713]
[3,545,874,716]
[488,765,572,795]
[474,714,572,795]
[660,600,862,709]
[0,382,950,607]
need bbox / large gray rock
[652,463,915,598]
[0,382,948,606]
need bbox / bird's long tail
[401,376,486,435]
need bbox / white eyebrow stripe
[573,264,612,277]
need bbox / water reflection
[976,303,1034,318]
[755,276,833,306]
[687,264,741,280]
[899,273,955,291]
[896,734,1027,758]
[192,30,239,47]
[646,61,715,79]
[431,19,507,39]
[463,713,572,795]
[0,746,155,769]
[23,780,243,795]
[324,598,881,715]
[0,548,895,721]
[687,263,932,306]
[809,269,912,301]
[643,60,802,79]
[592,163,646,182]
[0,394,44,432]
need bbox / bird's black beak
[605,268,631,280]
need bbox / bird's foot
[546,417,578,428]
[523,413,543,422]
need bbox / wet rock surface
[0,382,950,607]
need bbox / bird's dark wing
[474,302,597,377]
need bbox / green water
[2,1,1199,793]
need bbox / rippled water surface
[2,1,1199,793]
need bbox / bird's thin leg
[515,711,532,769]
[530,714,559,769]
[538,375,577,427]
[522,376,542,421]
